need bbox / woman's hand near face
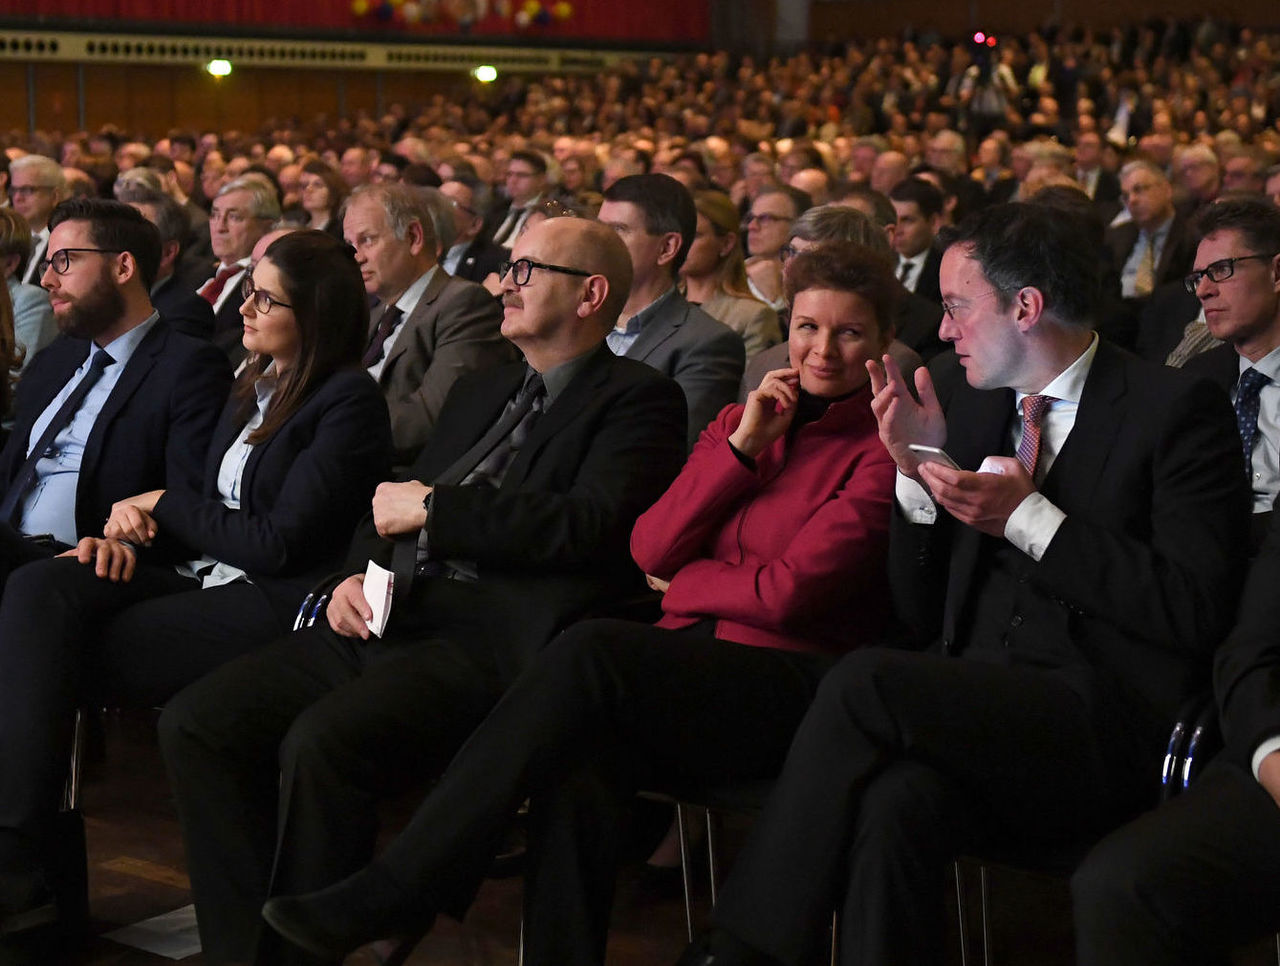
[729,367,801,459]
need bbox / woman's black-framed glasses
[499,258,592,286]
[241,275,293,314]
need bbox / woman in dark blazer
[0,230,390,912]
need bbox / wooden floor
[2,712,1275,966]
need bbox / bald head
[253,227,299,263]
[536,218,634,328]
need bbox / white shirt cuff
[1252,737,1280,781]
[1003,492,1066,561]
[895,469,937,524]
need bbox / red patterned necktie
[199,264,241,306]
[1016,394,1054,478]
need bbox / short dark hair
[48,197,162,290]
[756,184,813,219]
[889,177,945,219]
[239,230,366,443]
[602,173,696,274]
[944,202,1098,328]
[116,185,191,249]
[508,150,547,176]
[783,241,898,338]
[1193,198,1280,256]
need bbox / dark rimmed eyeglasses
[39,248,125,276]
[241,275,293,314]
[1183,253,1278,293]
[499,258,592,286]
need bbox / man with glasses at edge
[9,156,67,286]
[1178,199,1280,552]
[0,197,230,933]
[156,216,687,966]
[1071,205,1280,966]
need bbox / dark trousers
[158,624,508,965]
[342,619,834,966]
[710,648,1147,966]
[0,554,280,867]
[1072,757,1280,966]
[0,522,60,587]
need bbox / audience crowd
[3,14,1280,966]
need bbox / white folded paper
[363,560,395,637]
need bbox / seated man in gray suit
[598,173,745,449]
[344,183,512,467]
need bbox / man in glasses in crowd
[0,197,229,934]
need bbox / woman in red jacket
[261,241,901,966]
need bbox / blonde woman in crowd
[681,190,783,359]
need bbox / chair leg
[979,864,992,966]
[62,708,85,812]
[517,914,524,966]
[829,909,838,966]
[1273,929,1279,966]
[704,807,718,908]
[953,861,969,966]
[676,802,695,942]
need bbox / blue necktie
[1235,367,1270,475]
[0,348,115,527]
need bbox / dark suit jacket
[1,320,233,544]
[1134,282,1202,364]
[189,260,251,366]
[370,269,512,467]
[450,237,508,284]
[345,344,688,676]
[891,342,1249,769]
[1216,511,1280,767]
[908,246,943,305]
[152,367,391,623]
[622,292,745,450]
[1104,211,1197,294]
[152,273,216,342]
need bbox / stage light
[473,65,498,83]
[973,31,985,43]
[206,59,232,77]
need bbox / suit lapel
[502,347,610,487]
[622,295,685,363]
[382,270,448,376]
[1040,340,1126,511]
[942,381,1015,639]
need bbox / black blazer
[1105,211,1197,293]
[451,237,508,284]
[344,344,688,676]
[891,343,1250,763]
[152,274,217,342]
[1216,510,1280,766]
[151,367,391,623]
[0,321,233,544]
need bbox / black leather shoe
[261,865,434,959]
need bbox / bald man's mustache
[502,294,523,310]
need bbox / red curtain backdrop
[4,0,710,45]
